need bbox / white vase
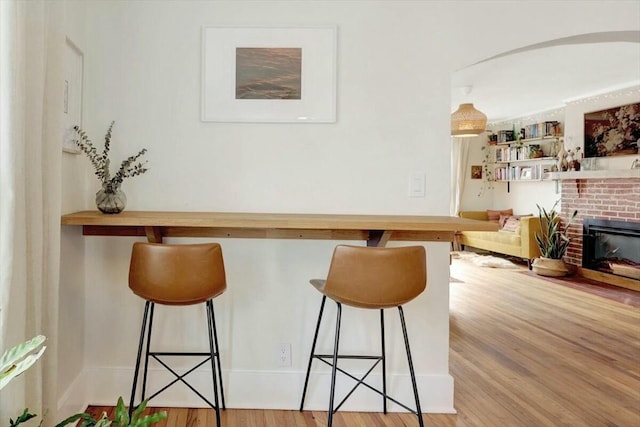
[532,257,569,277]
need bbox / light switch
[408,172,425,198]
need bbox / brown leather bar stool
[299,245,427,427]
[128,242,226,426]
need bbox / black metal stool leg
[327,302,342,427]
[141,302,155,402]
[129,301,151,418]
[398,306,424,427]
[206,300,222,427]
[380,309,387,414]
[209,300,226,410]
[299,295,327,411]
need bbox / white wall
[57,0,640,415]
[58,0,90,418]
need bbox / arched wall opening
[451,31,640,215]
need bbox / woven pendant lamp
[451,103,487,137]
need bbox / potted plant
[532,201,578,277]
[73,121,149,214]
[2,333,166,427]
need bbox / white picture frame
[202,25,337,123]
[63,37,84,153]
[520,167,532,180]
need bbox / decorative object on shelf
[532,201,578,277]
[528,145,544,158]
[581,157,596,171]
[584,102,640,158]
[556,145,568,172]
[73,121,148,214]
[451,86,487,137]
[566,147,582,171]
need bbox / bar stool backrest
[323,245,427,309]
[129,242,226,305]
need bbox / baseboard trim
[59,367,455,414]
[56,371,89,421]
[578,267,640,291]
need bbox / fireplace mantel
[550,169,640,180]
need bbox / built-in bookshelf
[487,134,563,189]
[490,121,562,143]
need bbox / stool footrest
[146,355,218,409]
[150,351,217,357]
[314,353,418,415]
[314,354,381,360]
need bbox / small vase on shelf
[72,121,148,216]
[96,184,127,214]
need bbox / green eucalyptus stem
[73,121,148,191]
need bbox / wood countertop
[62,210,498,246]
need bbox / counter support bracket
[145,226,163,243]
[367,230,392,247]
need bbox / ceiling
[451,34,640,123]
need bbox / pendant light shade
[451,103,487,137]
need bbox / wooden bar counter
[60,210,497,411]
[61,210,497,246]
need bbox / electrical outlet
[277,343,291,367]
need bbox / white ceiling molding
[452,31,640,122]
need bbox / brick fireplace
[560,176,640,284]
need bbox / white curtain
[450,137,470,216]
[0,1,64,425]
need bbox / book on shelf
[522,121,563,139]
[494,164,544,181]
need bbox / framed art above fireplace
[584,102,640,158]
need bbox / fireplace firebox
[582,219,640,280]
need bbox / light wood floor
[84,258,640,426]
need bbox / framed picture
[63,37,84,153]
[584,102,639,157]
[471,165,482,179]
[520,167,532,180]
[202,25,337,123]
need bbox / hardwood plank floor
[83,258,640,426]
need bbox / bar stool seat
[128,242,226,426]
[300,245,427,427]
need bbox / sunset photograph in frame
[235,48,302,100]
[202,26,336,123]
